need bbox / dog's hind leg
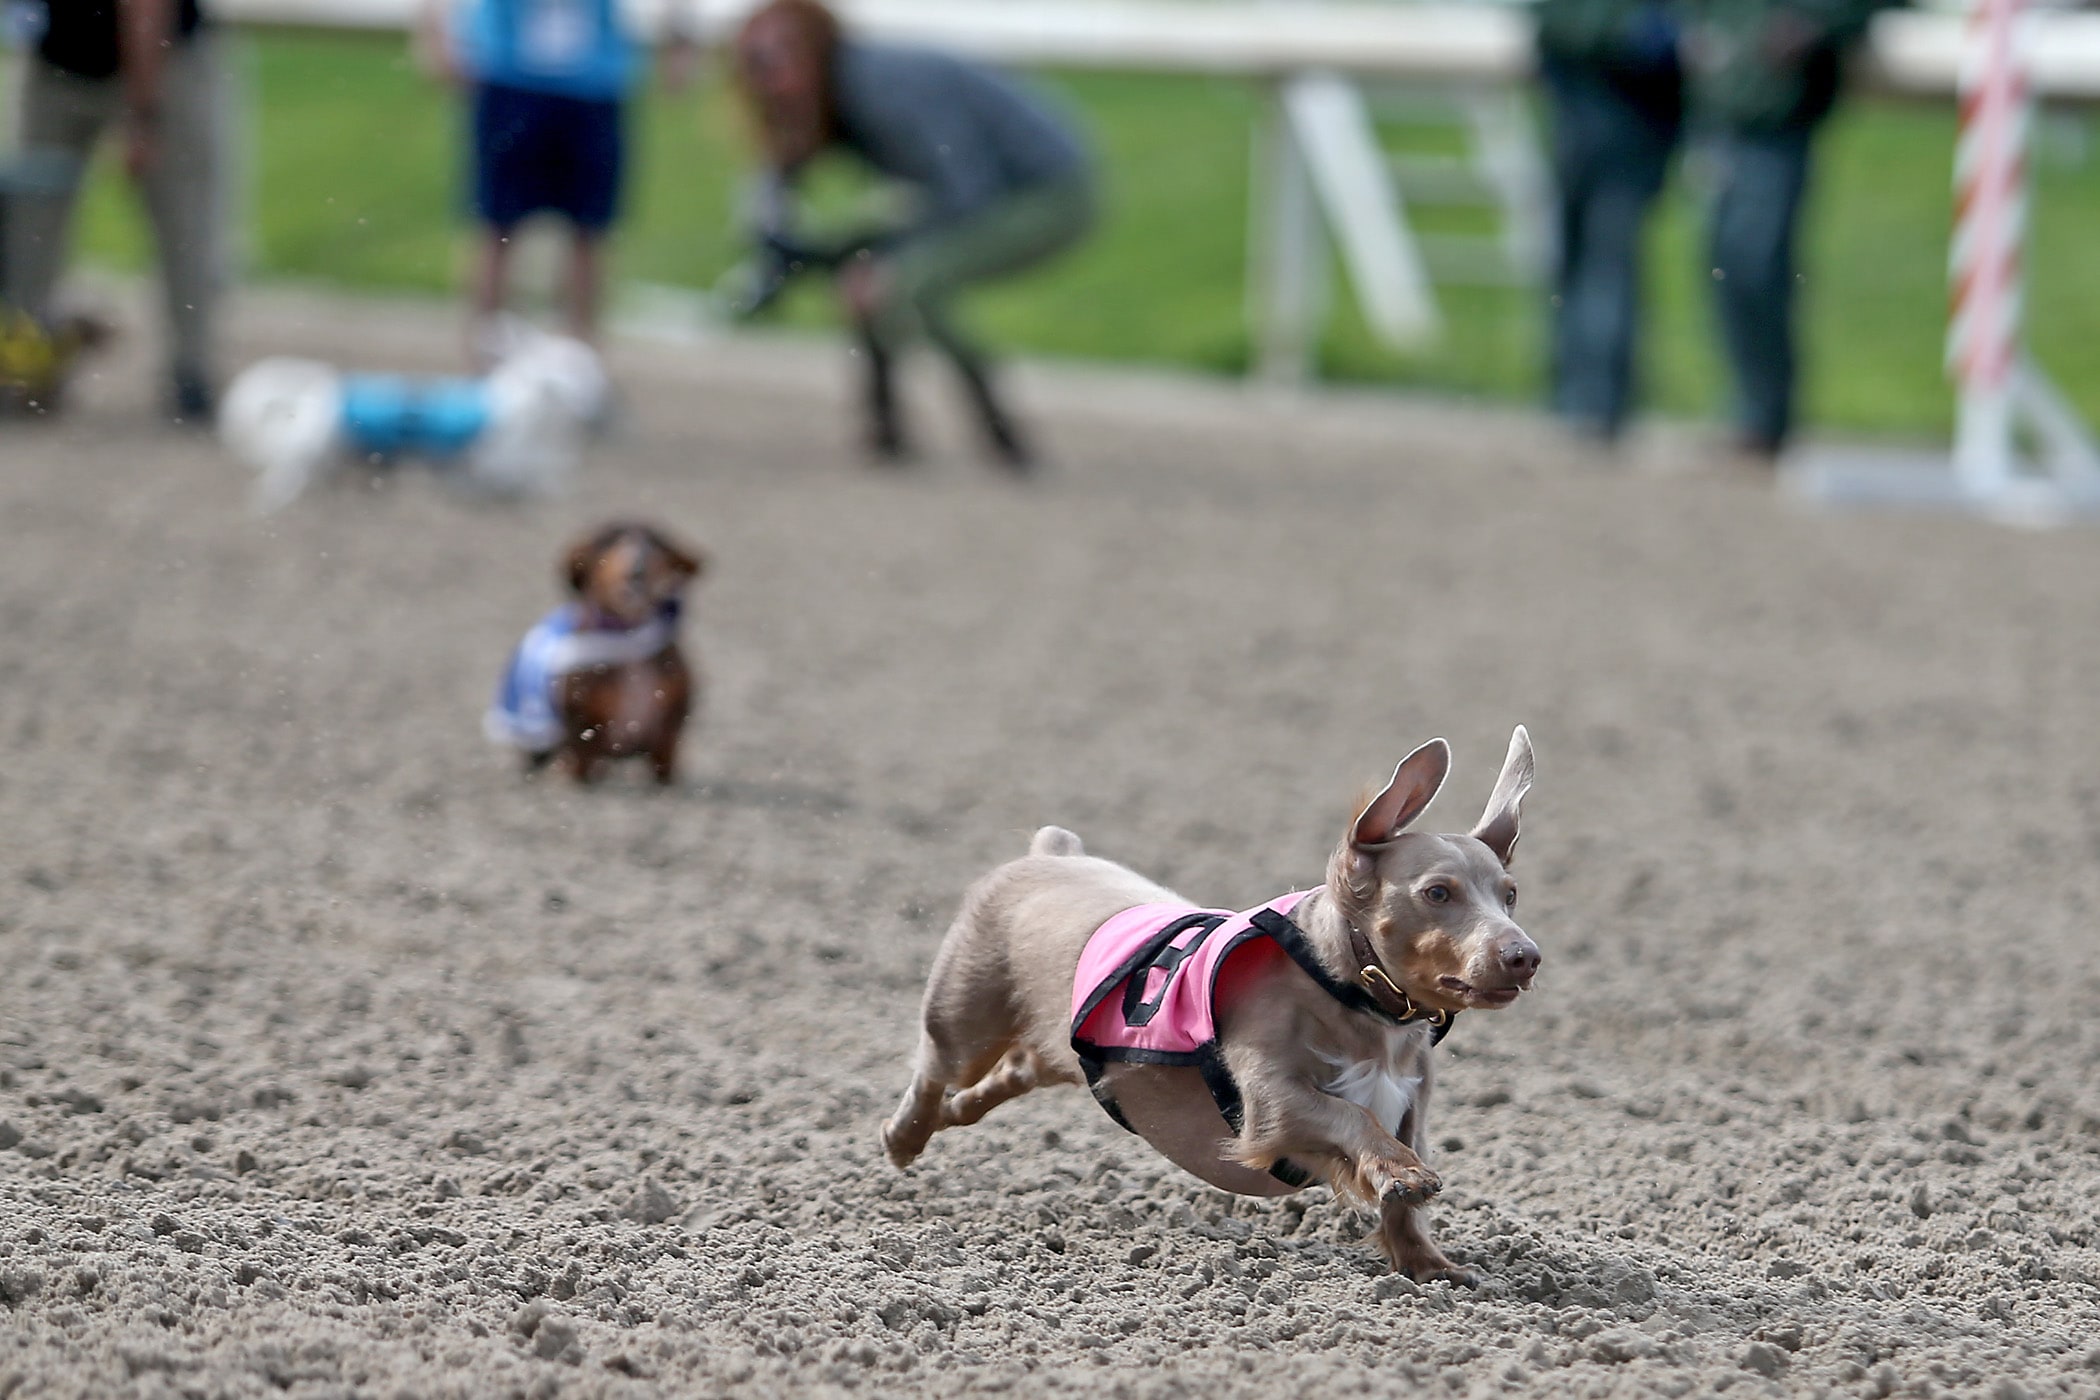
[881,1062,948,1168]
[882,1029,1013,1168]
[940,1045,1043,1127]
[882,897,1029,1167]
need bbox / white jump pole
[1948,0,2034,499]
[1787,0,2100,524]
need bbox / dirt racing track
[3,292,2100,1398]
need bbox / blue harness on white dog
[484,602,679,753]
[340,375,491,458]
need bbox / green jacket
[1680,0,1893,131]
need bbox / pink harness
[1072,892,1312,1067]
[1070,890,1456,1185]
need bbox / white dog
[220,325,609,514]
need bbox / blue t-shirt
[454,0,636,102]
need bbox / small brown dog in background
[487,521,704,785]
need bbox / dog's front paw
[1411,1261,1479,1288]
[1376,1162,1442,1207]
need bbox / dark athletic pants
[1703,125,1814,452]
[867,176,1095,366]
[1543,58,1680,439]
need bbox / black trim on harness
[1071,912,1227,1051]
[1268,1158,1311,1187]
[1196,1045,1308,1187]
[1196,1046,1244,1132]
[1248,908,1461,1045]
[1249,909,1401,1024]
[1072,914,1230,1140]
[1123,932,1208,1026]
[1078,1058,1135,1133]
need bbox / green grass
[37,29,2100,434]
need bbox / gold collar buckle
[1357,964,1414,1018]
[1357,964,1450,1028]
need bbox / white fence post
[1251,83,1330,383]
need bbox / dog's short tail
[1029,826,1084,858]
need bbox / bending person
[732,0,1096,468]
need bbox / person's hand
[123,109,159,181]
[837,254,891,322]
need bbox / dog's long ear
[1352,739,1450,851]
[1336,739,1450,898]
[649,528,705,583]
[563,532,604,596]
[1470,725,1534,867]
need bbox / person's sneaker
[169,371,215,428]
[1731,429,1784,466]
[986,418,1036,476]
[864,408,912,465]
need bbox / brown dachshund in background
[487,522,704,785]
[556,522,703,784]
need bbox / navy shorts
[471,82,624,233]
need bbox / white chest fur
[1317,1026,1428,1139]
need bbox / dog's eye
[1505,889,1518,910]
[1422,884,1451,905]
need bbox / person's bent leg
[889,177,1094,303]
[138,33,228,421]
[1706,126,1812,455]
[876,178,1094,466]
[919,296,1031,468]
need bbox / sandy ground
[4,291,2100,1400]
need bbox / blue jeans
[1704,127,1813,451]
[1543,59,1681,438]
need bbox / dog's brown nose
[1499,938,1541,980]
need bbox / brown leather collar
[1344,919,1453,1034]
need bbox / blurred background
[5,0,2099,438]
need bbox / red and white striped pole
[1947,0,2032,493]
